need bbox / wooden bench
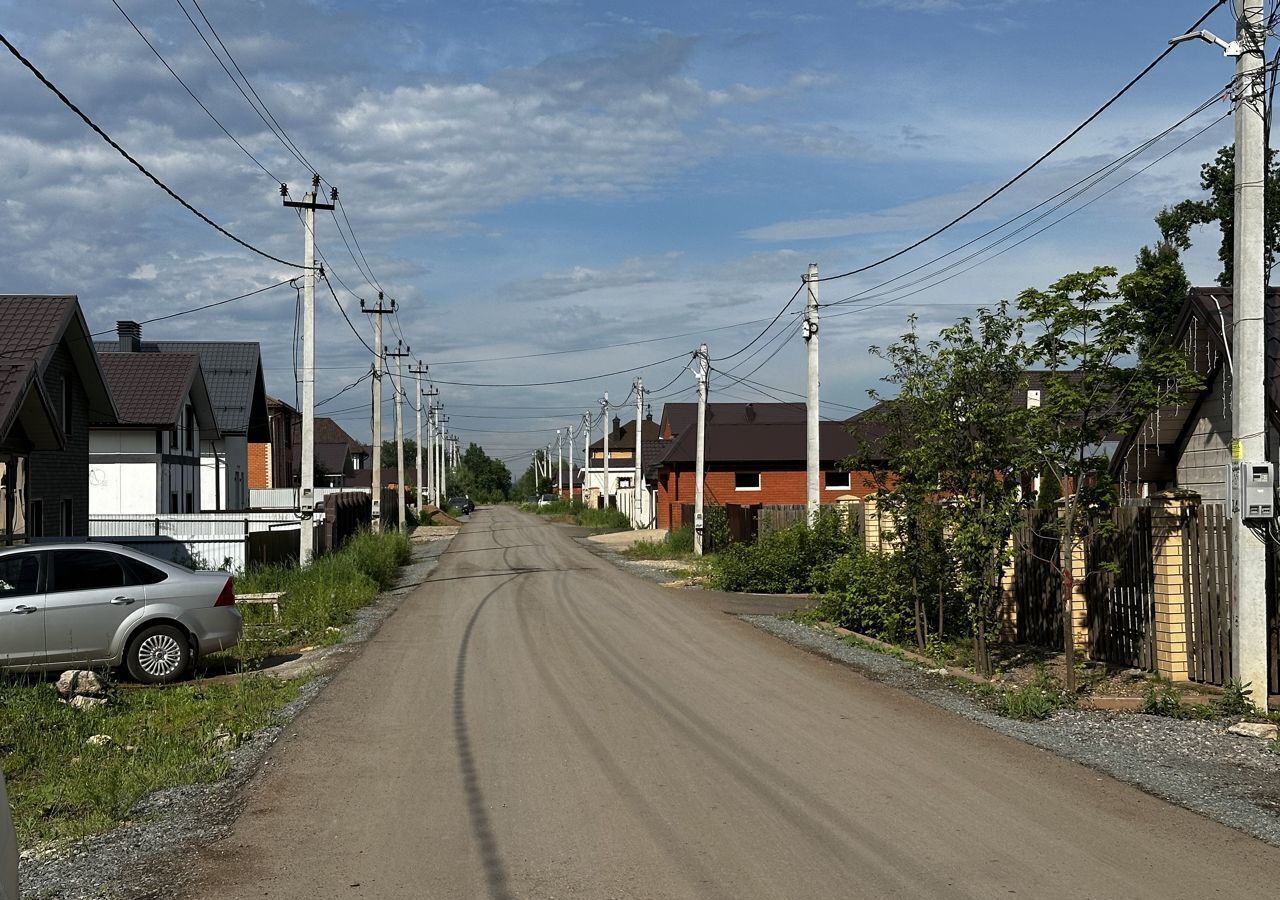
[236,591,284,621]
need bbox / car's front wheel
[125,623,192,684]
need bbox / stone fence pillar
[1151,491,1197,682]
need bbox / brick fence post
[1068,533,1090,652]
[1151,491,1196,682]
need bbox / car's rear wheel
[125,624,191,684]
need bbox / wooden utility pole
[360,293,393,533]
[282,176,334,564]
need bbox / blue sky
[0,0,1245,464]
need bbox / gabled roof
[0,296,117,424]
[95,335,268,440]
[589,416,661,451]
[0,362,63,452]
[96,352,219,435]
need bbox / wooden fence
[1182,502,1233,686]
[1014,508,1061,649]
[758,504,807,537]
[1085,503,1155,670]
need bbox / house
[582,414,661,514]
[651,402,882,531]
[95,322,268,510]
[1111,286,1280,501]
[89,351,220,514]
[250,395,301,490]
[295,417,371,487]
[0,296,118,538]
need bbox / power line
[111,0,279,184]
[714,283,805,362]
[426,351,692,388]
[813,0,1229,284]
[0,30,309,270]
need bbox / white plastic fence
[88,511,308,572]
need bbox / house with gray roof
[96,321,268,510]
[0,296,117,540]
[89,349,219,515]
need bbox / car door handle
[10,605,37,614]
[110,596,136,605]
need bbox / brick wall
[656,465,878,530]
[29,343,90,536]
[248,441,271,489]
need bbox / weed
[1216,678,1259,718]
[1141,678,1183,717]
[623,527,695,561]
[996,666,1068,721]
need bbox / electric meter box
[1236,461,1275,520]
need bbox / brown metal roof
[97,352,204,427]
[0,362,63,452]
[589,416,660,451]
[0,295,117,423]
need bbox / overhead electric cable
[425,352,691,388]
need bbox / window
[185,405,194,451]
[122,556,168,585]
[185,491,193,513]
[60,499,74,536]
[48,550,127,593]
[169,425,178,452]
[28,499,43,537]
[169,492,179,513]
[0,553,39,598]
[61,378,73,437]
[734,472,761,491]
[824,471,851,491]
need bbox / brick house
[249,395,301,490]
[0,296,118,539]
[89,351,220,515]
[582,413,661,515]
[651,402,882,530]
[96,322,269,510]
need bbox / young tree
[1116,240,1189,356]
[861,305,1034,675]
[1019,267,1198,692]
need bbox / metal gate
[1086,504,1155,670]
[1014,508,1061,649]
[1184,503,1233,686]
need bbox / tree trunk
[914,577,925,651]
[1060,534,1076,695]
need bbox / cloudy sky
[0,0,1243,466]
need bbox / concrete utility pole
[582,412,591,505]
[422,387,438,505]
[601,392,611,510]
[694,344,709,557]
[804,262,821,525]
[410,362,429,511]
[556,430,564,498]
[386,341,410,530]
[282,176,334,565]
[361,293,392,533]
[634,377,644,528]
[439,415,449,500]
[1171,7,1271,703]
[566,420,576,503]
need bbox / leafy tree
[859,305,1034,674]
[1019,267,1199,692]
[514,449,554,498]
[380,438,419,470]
[448,442,513,502]
[1156,143,1280,285]
[1116,240,1189,356]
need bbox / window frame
[734,472,762,491]
[824,470,852,491]
[47,548,131,594]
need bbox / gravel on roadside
[745,615,1280,848]
[15,535,454,900]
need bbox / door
[43,548,141,665]
[0,551,44,666]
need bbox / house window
[185,405,195,452]
[734,472,761,491]
[170,425,178,453]
[170,492,179,513]
[60,499,74,536]
[29,499,43,537]
[825,471,851,491]
[185,491,193,513]
[61,378,73,437]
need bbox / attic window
[824,471,851,490]
[735,472,761,491]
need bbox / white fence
[89,511,308,572]
[250,486,371,510]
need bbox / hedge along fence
[709,508,861,594]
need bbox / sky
[0,0,1250,470]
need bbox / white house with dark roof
[89,350,219,515]
[96,322,268,511]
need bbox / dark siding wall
[29,343,90,536]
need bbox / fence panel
[89,512,304,573]
[1184,503,1233,686]
[1014,508,1061,649]
[1086,504,1156,670]
[758,504,806,537]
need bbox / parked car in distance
[448,496,476,514]
[0,769,15,900]
[537,494,558,507]
[0,542,241,684]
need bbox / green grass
[995,666,1070,721]
[523,500,631,529]
[211,529,412,665]
[623,527,695,560]
[0,674,300,846]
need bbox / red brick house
[651,402,883,530]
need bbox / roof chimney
[612,415,621,439]
[744,403,756,423]
[117,320,141,353]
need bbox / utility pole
[439,414,449,500]
[422,387,439,506]
[556,430,564,498]
[804,262,821,525]
[566,421,576,503]
[410,361,429,511]
[634,377,644,528]
[694,344,709,556]
[360,293,392,533]
[1169,9,1271,704]
[601,392,610,510]
[386,340,410,530]
[282,176,335,565]
[582,412,591,506]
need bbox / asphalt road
[187,506,1280,899]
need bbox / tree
[1116,240,1189,356]
[449,442,513,502]
[380,438,418,470]
[1156,143,1280,285]
[1019,267,1198,693]
[514,450,553,498]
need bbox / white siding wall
[1176,368,1231,502]
[89,461,158,514]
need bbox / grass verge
[622,527,695,560]
[0,674,300,846]
[522,500,631,529]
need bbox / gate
[1086,504,1155,670]
[1184,503,1233,686]
[1014,508,1061,649]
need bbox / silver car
[0,542,242,684]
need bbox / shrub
[997,666,1067,721]
[624,526,695,560]
[577,506,631,529]
[811,551,915,643]
[1216,678,1258,717]
[710,509,858,594]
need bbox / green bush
[997,666,1067,721]
[710,509,858,594]
[576,506,631,528]
[811,551,916,642]
[624,526,695,560]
